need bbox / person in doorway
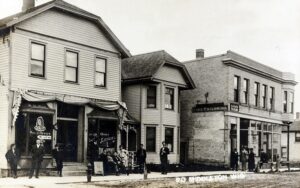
[260,149,268,168]
[240,147,248,171]
[160,141,170,175]
[248,148,255,172]
[118,145,129,175]
[5,144,20,178]
[231,148,239,171]
[136,144,147,174]
[29,139,45,179]
[52,144,64,177]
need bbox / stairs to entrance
[61,162,87,176]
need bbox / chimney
[22,0,35,12]
[196,49,204,59]
[297,112,300,120]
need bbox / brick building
[180,50,297,167]
[122,51,195,164]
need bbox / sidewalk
[0,171,252,187]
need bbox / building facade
[180,50,297,167]
[281,112,300,161]
[122,51,195,164]
[0,0,132,174]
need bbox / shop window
[128,129,137,151]
[65,50,78,83]
[95,57,106,87]
[16,112,53,156]
[283,91,287,113]
[254,82,260,107]
[146,126,156,152]
[147,86,157,108]
[165,87,174,110]
[295,132,300,142]
[234,76,240,102]
[165,127,174,152]
[30,42,45,77]
[243,79,249,104]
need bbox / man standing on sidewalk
[160,141,169,175]
[136,144,147,173]
[29,139,45,179]
[5,144,20,178]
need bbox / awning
[87,109,119,121]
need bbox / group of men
[5,140,64,179]
[230,147,257,172]
[6,140,170,178]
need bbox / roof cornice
[222,58,297,86]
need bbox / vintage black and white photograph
[0,0,299,187]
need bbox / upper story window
[254,82,260,107]
[243,79,249,104]
[269,87,274,111]
[95,57,106,87]
[283,91,288,113]
[234,76,240,102]
[289,92,294,113]
[147,86,157,108]
[165,87,174,110]
[295,132,300,142]
[65,50,78,83]
[261,85,267,108]
[30,42,45,77]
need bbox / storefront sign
[230,104,239,112]
[192,103,228,113]
[37,135,52,140]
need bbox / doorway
[57,120,78,162]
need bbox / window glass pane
[30,60,44,76]
[66,51,78,67]
[147,86,156,108]
[31,43,44,61]
[165,87,174,109]
[65,67,77,82]
[96,58,106,72]
[95,72,105,86]
[165,127,174,152]
[146,127,156,152]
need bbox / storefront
[12,90,131,168]
[230,117,282,162]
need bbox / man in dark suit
[29,139,45,179]
[159,141,170,175]
[136,144,147,173]
[5,144,20,178]
[52,144,64,177]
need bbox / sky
[0,0,299,114]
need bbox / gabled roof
[122,50,195,89]
[0,0,131,58]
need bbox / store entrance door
[57,120,78,162]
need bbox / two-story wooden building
[180,50,297,167]
[122,50,195,164]
[0,0,132,174]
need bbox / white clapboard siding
[11,32,121,101]
[155,65,187,86]
[17,9,118,53]
[0,87,9,168]
[122,84,141,121]
[0,36,9,83]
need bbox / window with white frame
[165,87,174,110]
[65,51,78,83]
[262,85,267,108]
[165,127,174,152]
[95,57,106,87]
[295,132,300,142]
[147,85,157,108]
[30,42,45,77]
[289,92,294,113]
[243,78,249,104]
[283,91,288,113]
[269,87,274,111]
[146,126,156,152]
[254,82,260,107]
[234,76,240,102]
